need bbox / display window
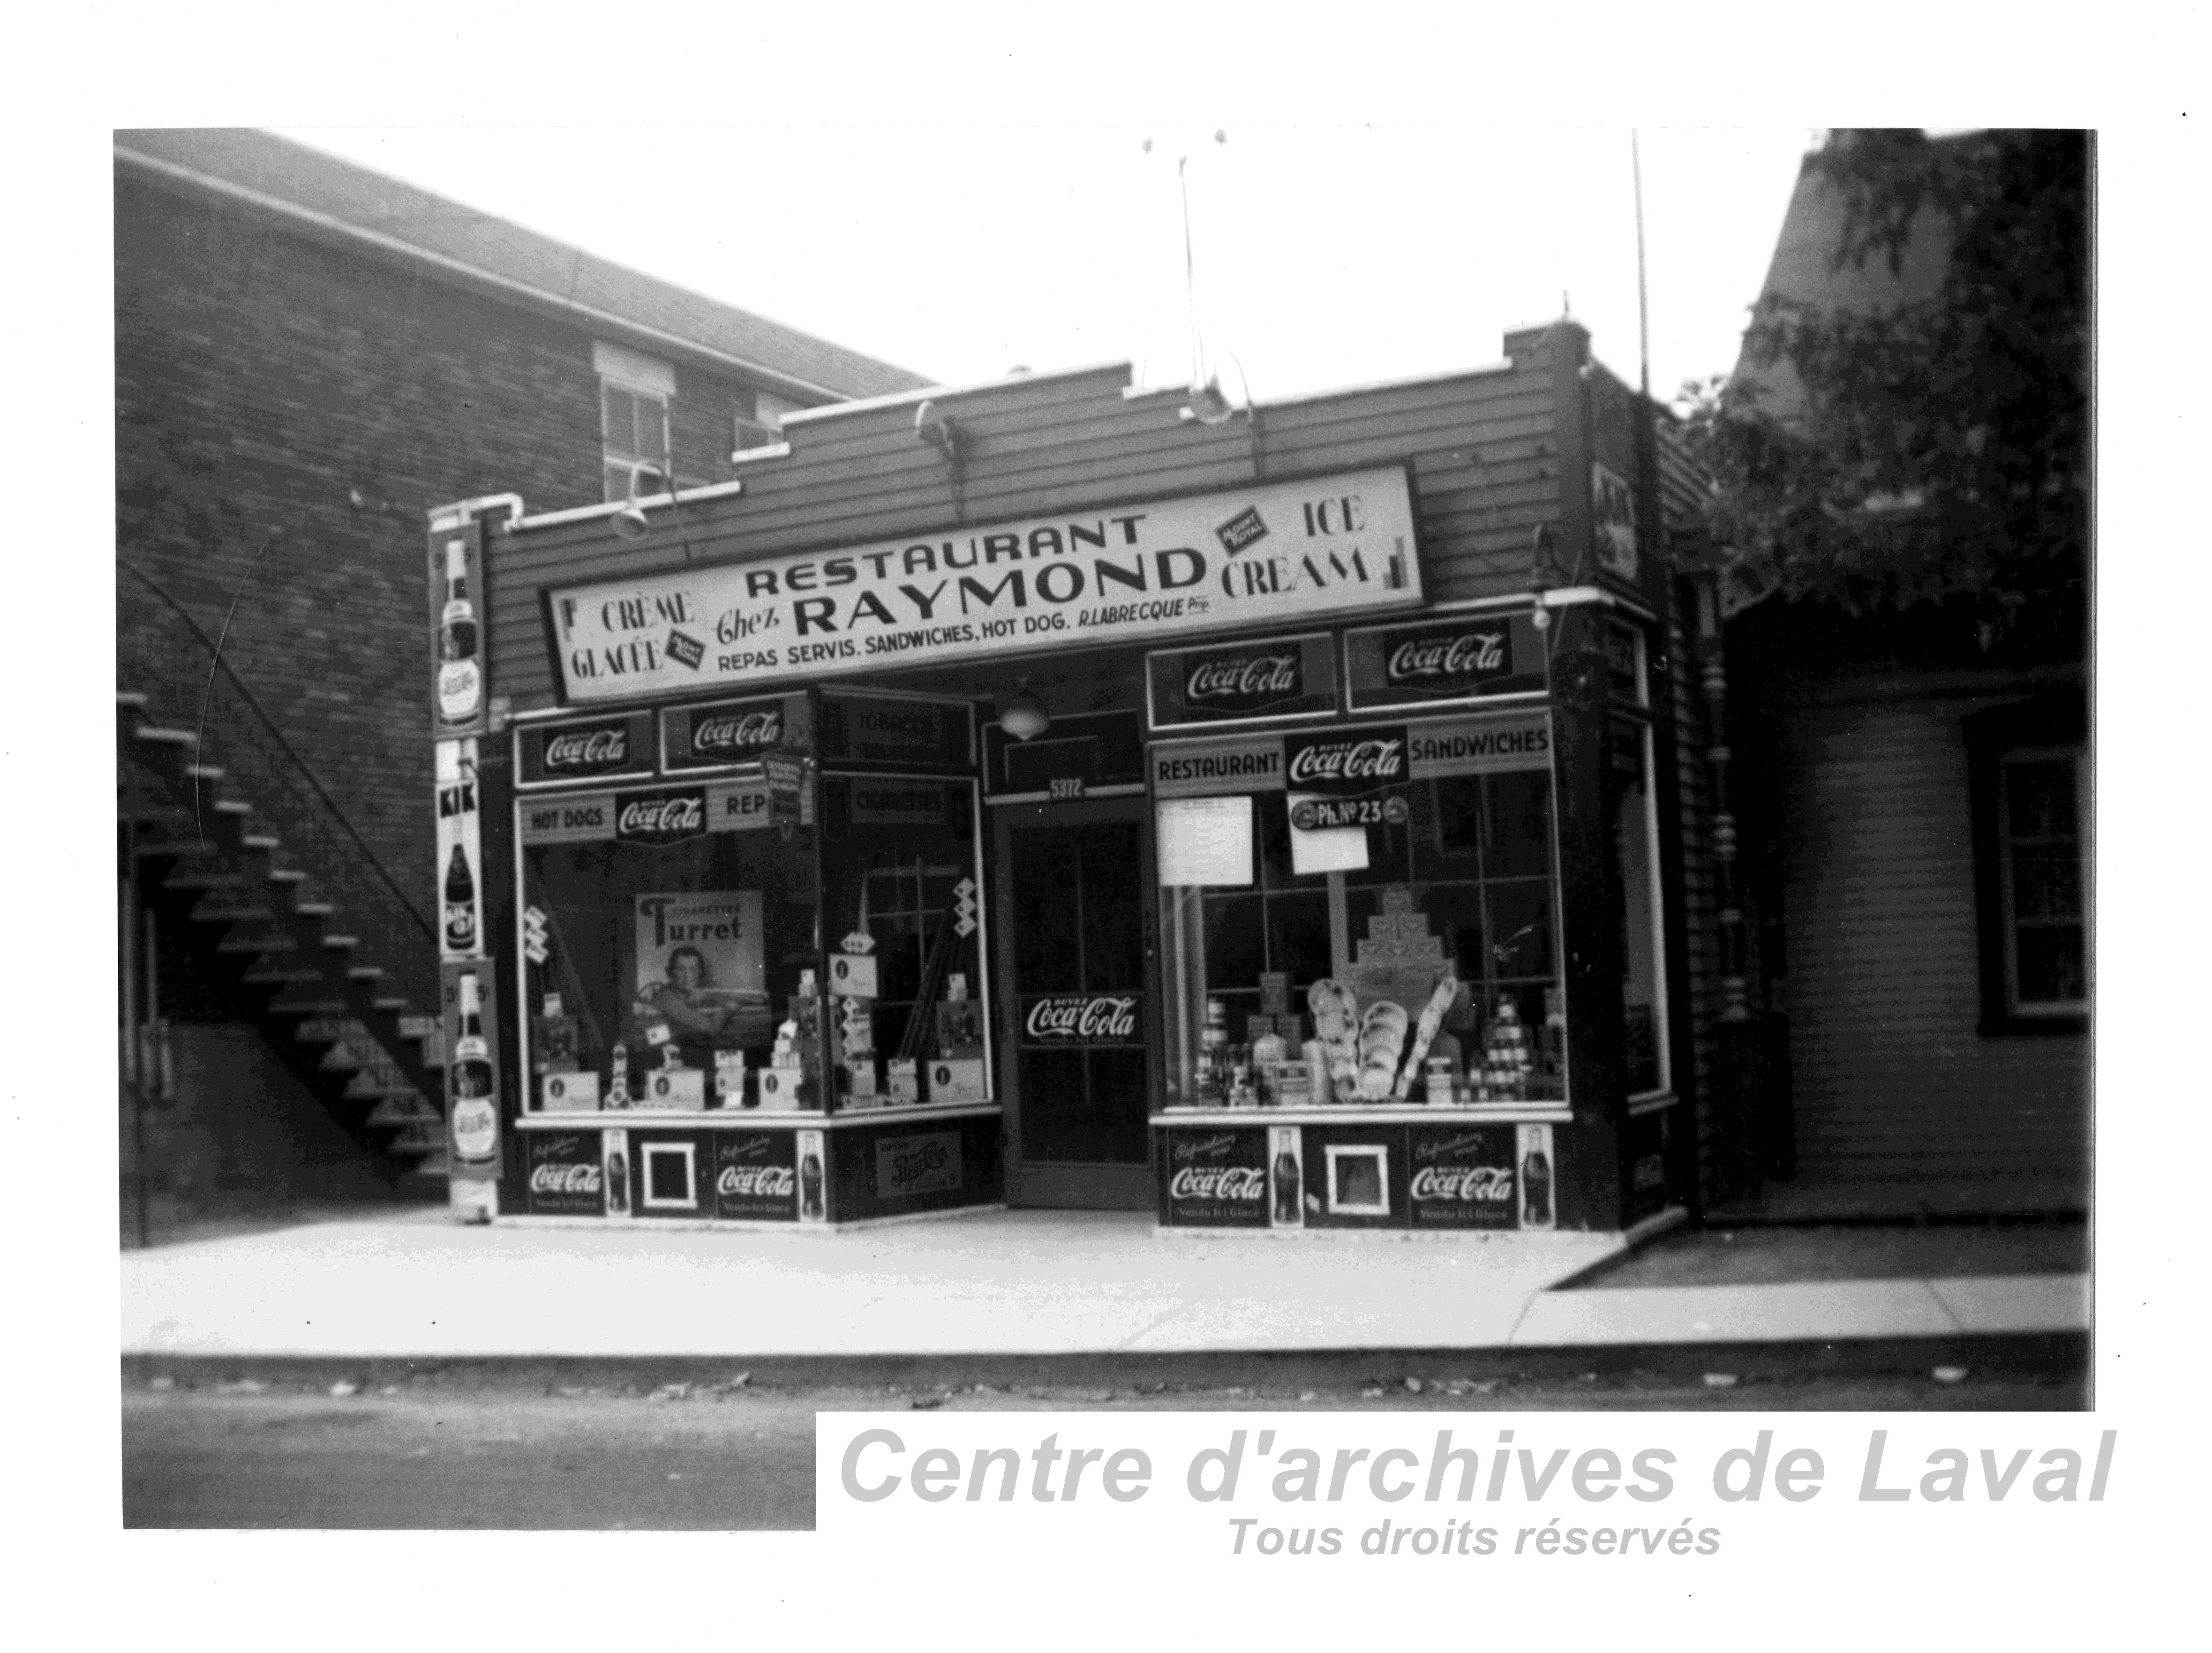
[818,774,991,1108]
[518,778,824,1112]
[1152,712,1567,1112]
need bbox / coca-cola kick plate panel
[1343,610,1548,710]
[1159,1128,1272,1227]
[1145,631,1340,729]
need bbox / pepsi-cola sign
[875,1131,963,1200]
[1283,725,1409,797]
[526,1133,607,1217]
[615,787,707,847]
[1407,1125,1518,1230]
[1022,994,1142,1046]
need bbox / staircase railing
[117,559,440,1011]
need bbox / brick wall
[116,168,792,892]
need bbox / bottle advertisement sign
[444,958,503,1175]
[428,521,487,737]
[544,466,1422,704]
[436,738,483,962]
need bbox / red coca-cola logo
[1285,736,1405,789]
[544,728,629,771]
[1409,1165,1513,1203]
[616,791,707,844]
[1024,995,1140,1042]
[1186,654,1299,704]
[1386,629,1508,684]
[693,710,782,753]
[716,1165,795,1198]
[1169,1166,1267,1202]
[529,1162,603,1195]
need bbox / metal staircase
[118,567,451,1184]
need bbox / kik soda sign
[546,467,1421,703]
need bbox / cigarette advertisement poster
[632,891,766,1013]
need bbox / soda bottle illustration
[800,1150,824,1221]
[607,1149,629,1214]
[607,1044,630,1109]
[443,842,476,953]
[1273,1142,1301,1225]
[1521,1148,1553,1228]
[436,538,482,726]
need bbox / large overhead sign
[545,466,1422,704]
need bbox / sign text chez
[546,467,1421,703]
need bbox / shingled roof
[114,128,936,403]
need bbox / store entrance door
[994,797,1154,1209]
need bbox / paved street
[124,1360,2087,1530]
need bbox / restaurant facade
[429,319,1723,1239]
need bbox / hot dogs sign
[547,467,1421,704]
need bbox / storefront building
[429,320,1713,1237]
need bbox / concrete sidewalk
[119,1208,2089,1362]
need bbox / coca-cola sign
[713,1132,798,1221]
[665,695,795,771]
[614,788,707,847]
[1189,653,1299,706]
[526,1134,606,1217]
[1160,1128,1270,1228]
[1283,726,1409,797]
[521,713,652,786]
[1386,627,1510,688]
[717,1165,796,1199]
[1147,633,1338,729]
[1022,994,1142,1046]
[1347,613,1546,710]
[1408,1125,1519,1230]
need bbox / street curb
[123,1330,2086,1398]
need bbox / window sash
[1996,746,2087,1015]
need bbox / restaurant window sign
[545,467,1422,704]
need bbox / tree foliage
[1679,129,2088,650]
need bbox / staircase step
[134,726,199,749]
[293,1017,354,1043]
[267,867,309,885]
[372,995,411,1011]
[321,934,361,950]
[190,904,274,925]
[345,1071,421,1101]
[216,932,298,955]
[117,691,151,711]
[347,965,386,982]
[241,965,326,985]
[183,764,226,782]
[269,996,349,1017]
[387,1123,447,1153]
[293,900,336,917]
[397,1014,439,1040]
[213,798,253,817]
[368,1097,444,1127]
[240,834,280,852]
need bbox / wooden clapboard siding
[488,353,1568,712]
[1779,684,2088,1199]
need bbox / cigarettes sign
[545,468,1421,704]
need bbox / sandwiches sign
[546,467,1420,703]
